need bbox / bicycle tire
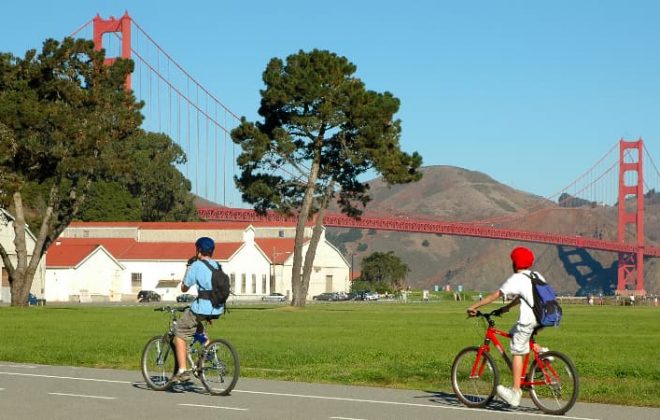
[451,346,499,408]
[198,338,240,396]
[528,350,579,415]
[141,335,178,391]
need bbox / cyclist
[173,236,224,382]
[467,246,546,408]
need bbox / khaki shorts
[509,322,536,355]
[174,308,204,340]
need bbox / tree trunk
[299,182,334,304]
[7,191,47,307]
[290,159,321,307]
[300,206,328,299]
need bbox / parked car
[176,293,196,303]
[364,291,379,301]
[348,291,367,301]
[137,290,161,302]
[313,292,337,301]
[261,292,287,302]
[334,291,350,301]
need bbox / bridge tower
[92,12,132,90]
[616,138,645,296]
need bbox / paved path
[0,362,658,420]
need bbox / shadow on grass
[43,307,81,311]
[418,390,541,414]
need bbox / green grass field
[0,301,658,407]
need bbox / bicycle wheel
[141,335,178,391]
[199,338,240,396]
[451,346,499,408]
[528,350,579,415]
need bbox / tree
[360,251,410,291]
[106,131,197,222]
[231,49,422,307]
[0,37,143,306]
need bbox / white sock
[178,368,186,374]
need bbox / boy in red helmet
[467,246,546,408]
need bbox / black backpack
[521,271,563,327]
[197,259,230,308]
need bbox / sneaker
[172,370,192,383]
[497,385,522,407]
[538,346,555,362]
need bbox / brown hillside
[327,166,660,295]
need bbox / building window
[1,268,8,287]
[230,273,236,292]
[262,274,267,294]
[251,274,257,294]
[131,273,142,291]
[278,229,285,237]
[241,274,246,294]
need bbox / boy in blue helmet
[172,236,224,382]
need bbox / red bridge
[78,13,660,296]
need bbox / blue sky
[3,1,660,204]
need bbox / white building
[0,208,46,302]
[45,221,349,302]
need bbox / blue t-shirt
[184,258,224,317]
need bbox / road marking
[0,371,131,384]
[0,371,598,420]
[179,403,247,411]
[330,417,367,420]
[49,392,116,400]
[0,364,37,369]
[235,390,599,420]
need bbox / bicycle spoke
[199,339,240,396]
[141,336,177,391]
[451,347,498,408]
[529,351,579,415]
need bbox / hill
[327,166,660,295]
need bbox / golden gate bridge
[75,12,660,296]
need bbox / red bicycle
[451,310,579,415]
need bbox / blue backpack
[521,272,563,327]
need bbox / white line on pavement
[0,371,131,384]
[330,417,367,420]
[178,403,248,411]
[0,364,37,369]
[0,370,599,420]
[235,390,599,420]
[49,392,116,400]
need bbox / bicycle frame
[473,314,560,389]
[155,307,210,371]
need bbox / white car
[364,292,379,301]
[261,293,288,302]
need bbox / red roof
[46,238,242,264]
[46,243,114,268]
[49,238,136,257]
[255,238,298,264]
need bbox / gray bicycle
[141,306,239,395]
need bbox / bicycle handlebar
[468,309,503,322]
[154,305,189,313]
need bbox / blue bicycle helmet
[195,236,215,253]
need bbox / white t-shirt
[499,270,546,326]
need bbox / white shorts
[509,323,536,355]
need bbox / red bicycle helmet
[510,246,534,270]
